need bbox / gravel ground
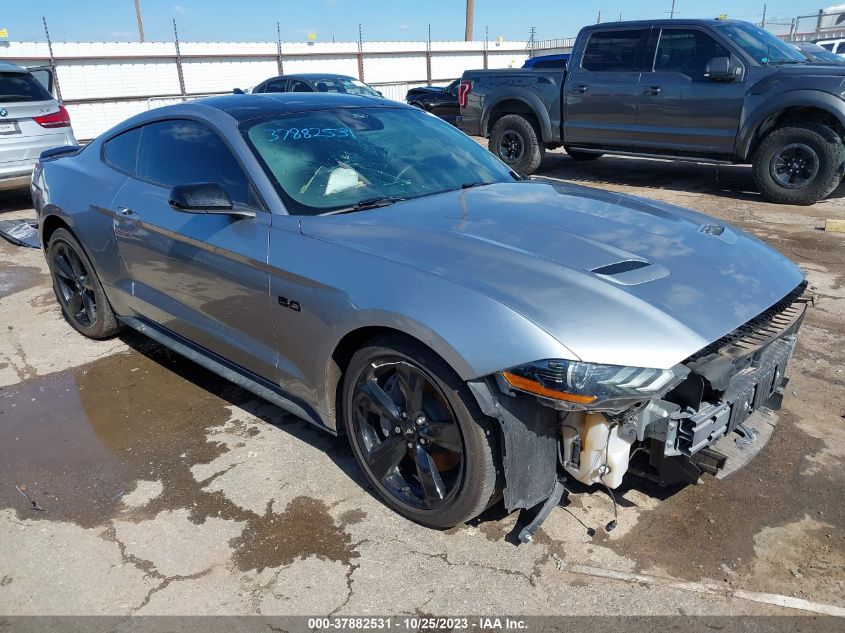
[0,149,843,617]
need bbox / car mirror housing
[704,56,739,81]
[168,183,254,218]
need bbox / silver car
[1,62,77,191]
[31,93,808,533]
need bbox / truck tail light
[33,105,71,129]
[458,80,472,109]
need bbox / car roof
[182,92,409,122]
[579,18,751,30]
[0,62,29,73]
[265,73,359,82]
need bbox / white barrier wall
[0,39,529,139]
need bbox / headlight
[501,359,689,411]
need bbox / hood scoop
[590,259,670,286]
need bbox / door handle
[117,207,138,219]
[643,86,662,96]
[574,85,588,94]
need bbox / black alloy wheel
[342,336,499,528]
[350,358,464,510]
[52,240,98,328]
[770,143,819,189]
[47,228,123,339]
[498,130,525,164]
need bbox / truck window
[581,30,647,72]
[654,29,731,79]
[820,43,835,51]
[837,42,845,54]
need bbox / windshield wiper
[352,195,405,210]
[323,195,406,215]
[459,181,488,189]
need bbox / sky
[0,0,838,43]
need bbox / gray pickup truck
[458,19,845,205]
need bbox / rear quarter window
[103,126,142,175]
[0,71,54,103]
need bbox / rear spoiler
[39,145,81,161]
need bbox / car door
[429,80,460,124]
[107,118,278,381]
[634,27,746,155]
[564,27,650,146]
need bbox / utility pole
[596,10,601,24]
[465,0,474,41]
[761,4,767,28]
[670,0,676,19]
[134,0,145,42]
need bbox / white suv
[0,62,78,191]
[814,38,845,57]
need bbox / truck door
[634,27,745,155]
[564,28,650,146]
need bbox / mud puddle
[0,335,365,571]
[0,337,252,527]
[0,265,44,299]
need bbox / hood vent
[590,259,669,286]
[591,260,650,276]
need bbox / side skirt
[119,315,332,434]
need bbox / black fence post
[173,19,186,97]
[42,16,63,102]
[276,22,284,75]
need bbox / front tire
[342,335,499,528]
[47,228,122,339]
[489,114,545,176]
[752,123,845,205]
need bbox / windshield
[243,107,515,215]
[798,44,845,64]
[713,22,807,64]
[312,78,381,97]
[0,71,53,103]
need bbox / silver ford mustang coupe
[31,93,809,534]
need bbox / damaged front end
[469,282,812,534]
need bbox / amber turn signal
[501,371,598,404]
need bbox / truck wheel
[342,334,500,528]
[565,147,603,161]
[489,114,545,176]
[752,123,845,205]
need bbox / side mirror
[704,56,740,81]
[168,183,255,218]
[233,87,245,94]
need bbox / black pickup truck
[458,19,845,204]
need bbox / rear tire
[489,114,545,176]
[47,228,122,339]
[342,335,499,528]
[565,147,603,161]
[752,123,845,205]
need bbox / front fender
[737,89,845,161]
[481,88,554,142]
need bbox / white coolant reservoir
[562,413,634,489]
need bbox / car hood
[300,181,804,369]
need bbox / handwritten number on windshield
[268,127,355,141]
